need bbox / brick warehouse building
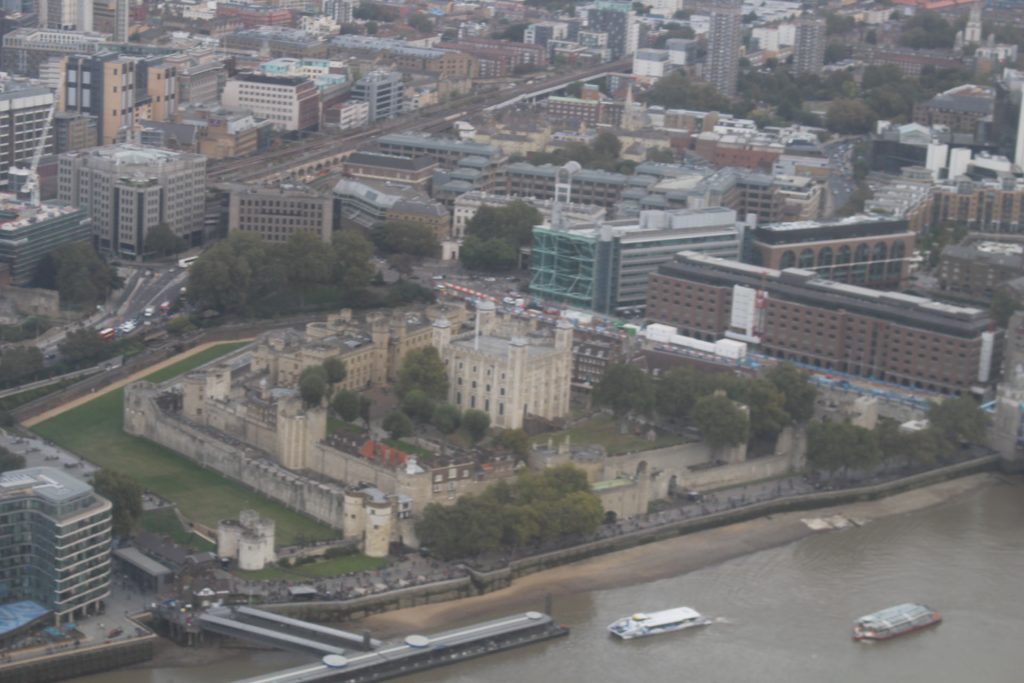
[646,252,999,395]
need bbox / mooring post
[544,593,553,615]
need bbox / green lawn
[139,507,216,552]
[327,417,364,437]
[531,415,684,455]
[236,554,386,581]
[383,438,435,463]
[32,342,337,547]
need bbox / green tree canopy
[646,71,735,111]
[371,221,440,259]
[401,388,435,424]
[58,328,108,366]
[299,365,327,407]
[462,409,491,443]
[34,242,122,309]
[407,12,434,33]
[825,99,877,134]
[765,363,817,422]
[492,428,530,458]
[898,11,955,49]
[693,393,750,451]
[460,235,519,271]
[93,470,142,537]
[927,397,988,449]
[397,347,449,400]
[0,447,25,474]
[465,201,543,247]
[431,403,461,435]
[332,389,362,422]
[593,364,655,418]
[383,410,414,439]
[806,420,880,476]
[415,464,602,559]
[145,223,187,257]
[322,357,347,386]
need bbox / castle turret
[432,317,451,352]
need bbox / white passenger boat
[608,607,711,640]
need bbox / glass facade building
[0,467,112,623]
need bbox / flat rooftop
[0,467,92,503]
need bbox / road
[824,136,860,214]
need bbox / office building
[749,215,915,289]
[793,16,825,75]
[351,70,404,122]
[0,198,91,285]
[530,207,740,315]
[913,84,996,138]
[0,82,54,187]
[323,0,356,24]
[52,112,96,154]
[706,0,742,97]
[373,133,501,170]
[936,237,1024,302]
[226,181,333,244]
[432,305,573,430]
[175,105,273,160]
[112,0,129,43]
[37,0,92,32]
[646,252,998,395]
[340,151,437,189]
[64,53,178,146]
[0,467,112,623]
[223,27,328,60]
[221,73,319,132]
[58,144,207,258]
[333,177,448,233]
[586,1,638,60]
[930,175,1024,234]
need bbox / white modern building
[221,73,320,132]
[37,0,93,32]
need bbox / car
[143,306,155,317]
[483,277,496,282]
[431,275,445,281]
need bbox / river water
[75,482,1024,683]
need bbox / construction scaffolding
[530,227,599,309]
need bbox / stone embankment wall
[124,381,346,528]
[0,633,156,683]
[254,456,1002,622]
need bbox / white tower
[552,161,581,230]
[964,1,983,45]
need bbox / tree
[407,12,434,33]
[655,366,702,420]
[333,230,375,291]
[401,388,435,424]
[298,365,327,407]
[928,397,988,449]
[765,363,817,422]
[645,147,677,163]
[332,390,362,422]
[460,235,519,271]
[144,223,187,257]
[383,410,414,439]
[465,201,542,247]
[824,42,850,64]
[692,393,749,450]
[493,428,530,459]
[742,378,790,444]
[991,288,1020,328]
[58,328,107,366]
[371,221,440,259]
[493,22,529,41]
[432,403,461,436]
[93,470,142,537]
[898,11,955,49]
[322,357,347,386]
[0,447,25,474]
[646,71,735,111]
[397,347,449,400]
[593,364,655,419]
[591,131,622,159]
[806,420,880,477]
[463,409,491,443]
[825,99,877,134]
[35,242,122,309]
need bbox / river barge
[853,603,942,641]
[233,611,568,683]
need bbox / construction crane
[12,102,56,207]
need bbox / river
[74,481,1024,683]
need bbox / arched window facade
[780,250,796,269]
